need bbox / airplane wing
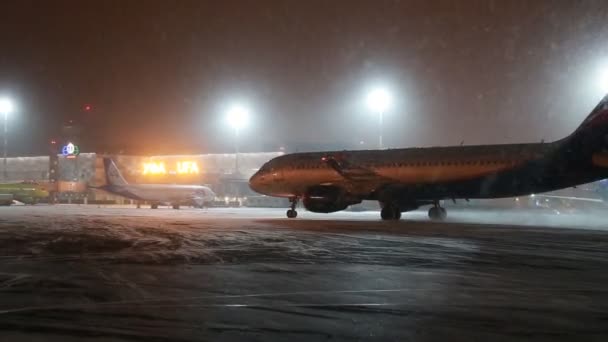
[321,154,389,182]
[534,194,605,203]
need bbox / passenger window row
[376,160,519,168]
[284,159,522,170]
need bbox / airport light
[226,104,250,174]
[366,88,392,149]
[0,97,14,181]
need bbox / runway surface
[0,205,607,341]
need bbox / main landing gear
[381,203,401,221]
[286,197,298,218]
[428,201,447,221]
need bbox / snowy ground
[0,205,607,341]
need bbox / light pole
[0,98,14,181]
[366,88,392,149]
[226,104,250,174]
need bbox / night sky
[0,0,607,156]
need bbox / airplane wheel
[151,203,159,209]
[380,206,392,220]
[381,205,401,220]
[286,209,297,218]
[428,207,438,220]
[172,204,180,210]
[439,207,447,220]
[428,207,446,220]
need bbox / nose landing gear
[428,201,447,220]
[286,197,298,218]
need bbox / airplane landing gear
[380,203,401,221]
[428,202,447,220]
[172,204,180,210]
[151,203,159,209]
[286,197,298,218]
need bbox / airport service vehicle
[0,181,49,205]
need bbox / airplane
[249,94,608,220]
[98,158,216,209]
[0,181,50,205]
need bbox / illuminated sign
[142,161,199,175]
[177,161,199,174]
[61,142,80,159]
[143,162,167,175]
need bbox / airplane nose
[249,171,265,194]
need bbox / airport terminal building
[0,152,283,205]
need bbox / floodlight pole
[234,126,240,174]
[378,110,383,150]
[3,112,7,181]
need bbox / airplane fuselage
[104,183,215,205]
[252,141,605,200]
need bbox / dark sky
[0,0,607,155]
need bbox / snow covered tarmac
[0,205,607,341]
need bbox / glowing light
[143,162,167,175]
[226,105,249,130]
[84,104,92,111]
[177,161,199,174]
[366,88,392,113]
[61,142,80,158]
[226,105,250,130]
[0,98,14,114]
[65,143,75,154]
[142,161,200,175]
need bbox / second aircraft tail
[103,158,129,186]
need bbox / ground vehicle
[0,182,49,205]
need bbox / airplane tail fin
[575,94,608,134]
[103,158,129,186]
[565,94,608,153]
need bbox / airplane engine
[303,186,361,213]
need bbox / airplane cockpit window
[259,163,275,173]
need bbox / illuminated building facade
[0,152,282,204]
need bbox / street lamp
[366,88,392,149]
[226,104,250,174]
[0,98,14,181]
